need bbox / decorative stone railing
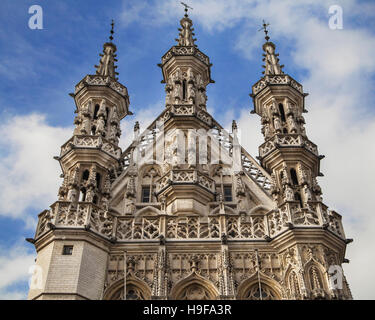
[60,135,122,159]
[156,169,215,193]
[75,75,129,98]
[161,46,210,66]
[168,104,213,126]
[259,134,319,157]
[252,74,303,96]
[35,200,345,241]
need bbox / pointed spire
[258,20,284,76]
[94,20,119,80]
[176,2,197,47]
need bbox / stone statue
[287,115,297,133]
[173,83,182,102]
[95,116,106,136]
[274,116,282,133]
[284,185,294,201]
[187,83,195,103]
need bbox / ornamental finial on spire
[176,2,197,47]
[259,20,284,75]
[95,20,119,80]
[109,19,114,42]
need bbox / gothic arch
[103,276,151,300]
[169,273,219,300]
[209,205,237,215]
[284,266,303,300]
[236,274,282,300]
[134,205,161,219]
[303,260,329,298]
[248,205,271,215]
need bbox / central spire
[95,20,119,80]
[259,21,284,75]
[176,3,197,47]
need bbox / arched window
[290,168,298,185]
[182,79,187,100]
[93,104,100,120]
[242,283,279,300]
[279,103,286,122]
[82,170,89,181]
[104,107,110,126]
[96,173,101,188]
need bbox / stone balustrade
[252,74,303,95]
[259,134,319,157]
[35,200,345,241]
[75,75,129,97]
[60,135,122,159]
[156,169,215,193]
[161,46,210,66]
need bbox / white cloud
[0,243,35,300]
[0,113,72,228]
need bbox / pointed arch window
[182,79,187,100]
[82,170,90,181]
[96,173,101,189]
[93,104,100,120]
[278,103,286,122]
[290,168,298,185]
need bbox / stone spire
[259,21,284,75]
[95,20,119,80]
[176,5,197,47]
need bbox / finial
[258,20,270,42]
[181,2,193,17]
[109,19,115,42]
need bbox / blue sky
[0,0,375,299]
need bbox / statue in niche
[271,98,279,116]
[98,100,107,119]
[73,111,83,135]
[109,124,119,144]
[95,116,106,136]
[187,83,195,104]
[173,67,182,82]
[80,115,91,135]
[85,188,95,202]
[263,123,271,138]
[67,188,78,202]
[81,101,92,117]
[273,116,282,133]
[285,100,295,116]
[284,185,294,201]
[187,67,194,82]
[165,85,172,106]
[287,115,298,133]
[173,83,182,102]
[303,185,313,202]
[101,196,109,211]
[196,74,203,88]
[111,107,119,125]
[298,164,309,185]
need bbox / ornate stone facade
[28,15,352,300]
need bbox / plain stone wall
[28,240,107,300]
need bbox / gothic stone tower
[28,15,352,300]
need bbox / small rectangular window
[141,186,150,203]
[223,185,233,202]
[62,245,73,255]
